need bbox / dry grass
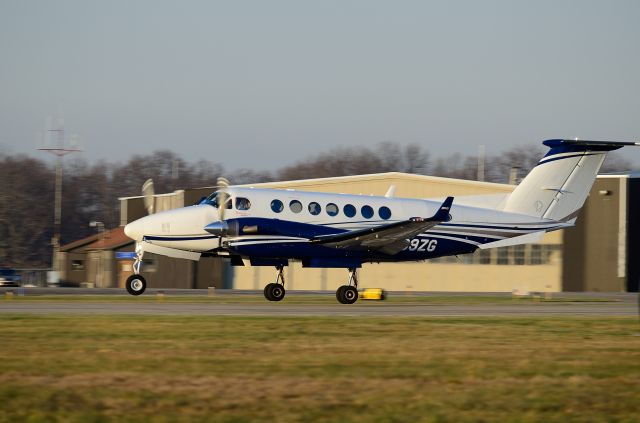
[0,315,639,422]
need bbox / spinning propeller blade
[142,179,155,215]
[216,176,230,221]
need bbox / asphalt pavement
[0,287,638,317]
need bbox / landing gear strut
[336,268,359,304]
[264,265,286,301]
[126,243,147,296]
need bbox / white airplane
[124,139,639,303]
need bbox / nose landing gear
[336,268,359,304]
[263,265,286,301]
[125,243,147,296]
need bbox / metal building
[562,174,640,292]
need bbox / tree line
[0,143,632,267]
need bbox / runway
[1,288,637,317]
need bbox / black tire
[342,286,358,304]
[270,284,286,302]
[126,274,146,296]
[336,285,347,303]
[264,283,276,301]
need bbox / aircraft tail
[503,139,639,221]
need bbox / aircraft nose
[124,220,144,242]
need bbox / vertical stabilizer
[503,139,639,221]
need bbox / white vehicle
[124,139,639,303]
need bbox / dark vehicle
[0,268,21,287]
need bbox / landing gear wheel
[126,274,146,296]
[264,283,275,301]
[336,285,358,304]
[341,286,358,304]
[336,285,347,302]
[270,284,285,301]
[264,283,286,302]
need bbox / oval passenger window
[290,200,303,213]
[271,199,283,213]
[343,204,356,218]
[308,202,321,215]
[326,203,339,216]
[361,205,374,219]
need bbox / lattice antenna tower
[37,117,82,273]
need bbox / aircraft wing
[311,197,453,255]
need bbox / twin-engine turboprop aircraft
[123,139,639,303]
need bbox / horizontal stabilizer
[543,139,640,149]
[478,231,545,250]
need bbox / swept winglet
[410,196,453,223]
[431,196,453,222]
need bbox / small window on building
[378,206,392,220]
[290,200,303,213]
[344,204,356,218]
[142,258,158,272]
[513,245,525,265]
[326,203,339,216]
[530,244,542,265]
[479,249,492,264]
[235,197,251,210]
[361,205,374,219]
[271,199,283,213]
[71,260,84,271]
[308,202,321,215]
[496,247,509,265]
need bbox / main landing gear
[336,268,359,304]
[263,265,286,301]
[125,243,147,296]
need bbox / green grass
[1,315,639,422]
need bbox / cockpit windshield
[202,191,232,209]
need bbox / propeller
[142,179,155,215]
[204,176,233,251]
[216,176,230,221]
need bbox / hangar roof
[243,172,515,200]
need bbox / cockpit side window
[235,197,251,210]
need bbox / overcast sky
[1,0,639,170]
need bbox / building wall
[627,178,640,292]
[61,251,88,286]
[563,178,627,292]
[120,197,147,226]
[86,250,115,288]
[231,244,562,293]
